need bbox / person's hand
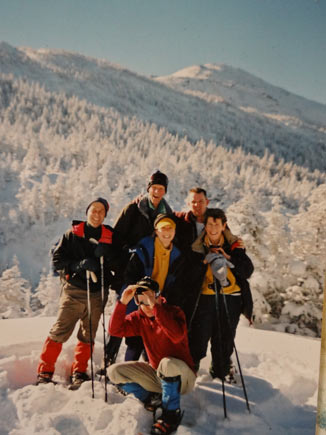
[210,246,231,261]
[142,290,156,308]
[72,258,99,273]
[120,285,138,305]
[131,194,144,205]
[236,238,245,249]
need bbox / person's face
[155,224,175,248]
[187,192,209,220]
[205,217,226,244]
[87,202,106,228]
[148,184,166,208]
[135,290,156,317]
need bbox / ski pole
[89,237,109,400]
[100,255,108,402]
[221,292,250,413]
[214,280,227,419]
[86,270,95,399]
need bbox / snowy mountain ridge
[1,41,325,171]
[156,63,326,130]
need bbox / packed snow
[0,313,320,434]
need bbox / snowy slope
[0,316,320,435]
[0,41,325,171]
[156,64,326,128]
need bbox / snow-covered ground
[0,314,320,435]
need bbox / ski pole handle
[88,270,97,283]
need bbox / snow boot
[116,382,162,412]
[161,375,181,411]
[68,371,90,390]
[225,363,238,385]
[36,372,56,385]
[95,355,117,378]
[116,382,149,400]
[150,408,184,435]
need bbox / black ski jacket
[52,220,120,292]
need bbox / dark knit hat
[135,276,160,298]
[147,170,168,192]
[86,197,109,216]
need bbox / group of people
[36,170,254,435]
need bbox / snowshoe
[68,371,90,390]
[36,372,56,385]
[150,408,184,435]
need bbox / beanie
[86,197,109,216]
[147,170,168,192]
[136,276,160,298]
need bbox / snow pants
[107,357,196,395]
[188,293,242,379]
[37,282,107,374]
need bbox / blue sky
[1,0,325,104]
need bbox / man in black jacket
[102,171,173,367]
[174,187,238,251]
[185,208,254,380]
[36,198,118,389]
[114,170,172,257]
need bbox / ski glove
[71,258,99,273]
[205,252,234,287]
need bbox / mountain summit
[0,42,325,171]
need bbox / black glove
[71,258,99,273]
[94,243,113,259]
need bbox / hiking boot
[36,372,55,385]
[225,364,238,384]
[143,392,162,412]
[150,408,183,435]
[95,356,116,378]
[95,367,107,377]
[68,372,90,390]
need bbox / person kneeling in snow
[108,276,196,435]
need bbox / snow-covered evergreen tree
[0,257,31,318]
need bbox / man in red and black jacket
[36,197,121,389]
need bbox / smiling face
[155,223,176,249]
[148,184,166,208]
[187,191,209,222]
[87,202,106,228]
[205,217,226,245]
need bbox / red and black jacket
[52,220,118,292]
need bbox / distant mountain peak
[0,42,325,171]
